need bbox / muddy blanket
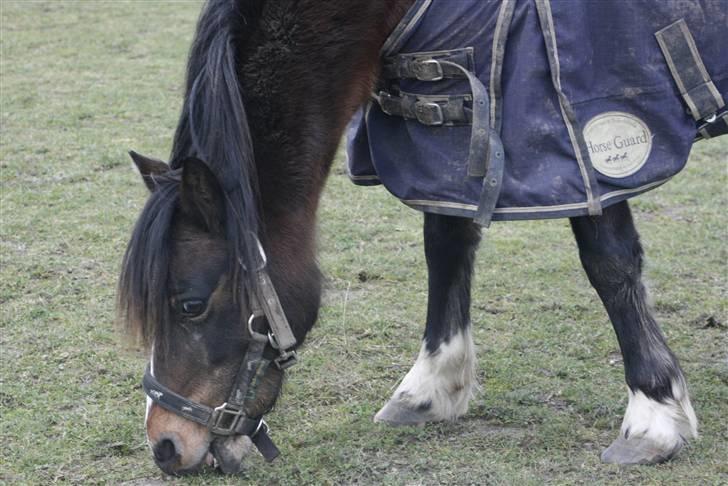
[346,0,728,222]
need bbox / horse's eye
[181,299,206,317]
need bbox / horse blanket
[346,0,728,224]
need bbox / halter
[142,235,298,463]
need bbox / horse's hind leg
[570,201,698,464]
[375,213,481,426]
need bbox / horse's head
[119,152,287,474]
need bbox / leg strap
[655,18,726,133]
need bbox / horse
[118,0,726,475]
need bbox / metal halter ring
[267,330,281,350]
[249,311,286,351]
[247,312,270,343]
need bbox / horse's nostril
[154,438,177,465]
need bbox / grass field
[1,2,726,484]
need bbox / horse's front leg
[375,213,481,425]
[570,201,698,464]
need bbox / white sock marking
[621,378,698,448]
[391,329,476,420]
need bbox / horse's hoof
[373,399,435,426]
[601,435,684,465]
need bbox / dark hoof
[374,399,436,426]
[601,436,684,465]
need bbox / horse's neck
[243,0,413,229]
[231,0,413,343]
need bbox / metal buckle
[699,108,727,127]
[695,107,728,140]
[273,349,298,370]
[415,101,444,126]
[266,331,298,369]
[414,59,444,81]
[209,402,245,435]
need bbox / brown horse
[119,0,705,475]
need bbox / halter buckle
[209,402,245,435]
[273,348,298,370]
[266,331,298,370]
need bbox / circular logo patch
[583,111,652,178]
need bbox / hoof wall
[374,400,436,427]
[601,436,683,465]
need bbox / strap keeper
[378,91,400,117]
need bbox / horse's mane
[119,0,262,347]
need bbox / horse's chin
[210,435,254,474]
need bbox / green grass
[1,1,726,484]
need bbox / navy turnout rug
[346,0,728,224]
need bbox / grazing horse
[119,0,726,475]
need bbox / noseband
[142,237,298,463]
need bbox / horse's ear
[129,151,169,191]
[179,157,225,234]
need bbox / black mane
[118,171,180,346]
[119,0,262,346]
